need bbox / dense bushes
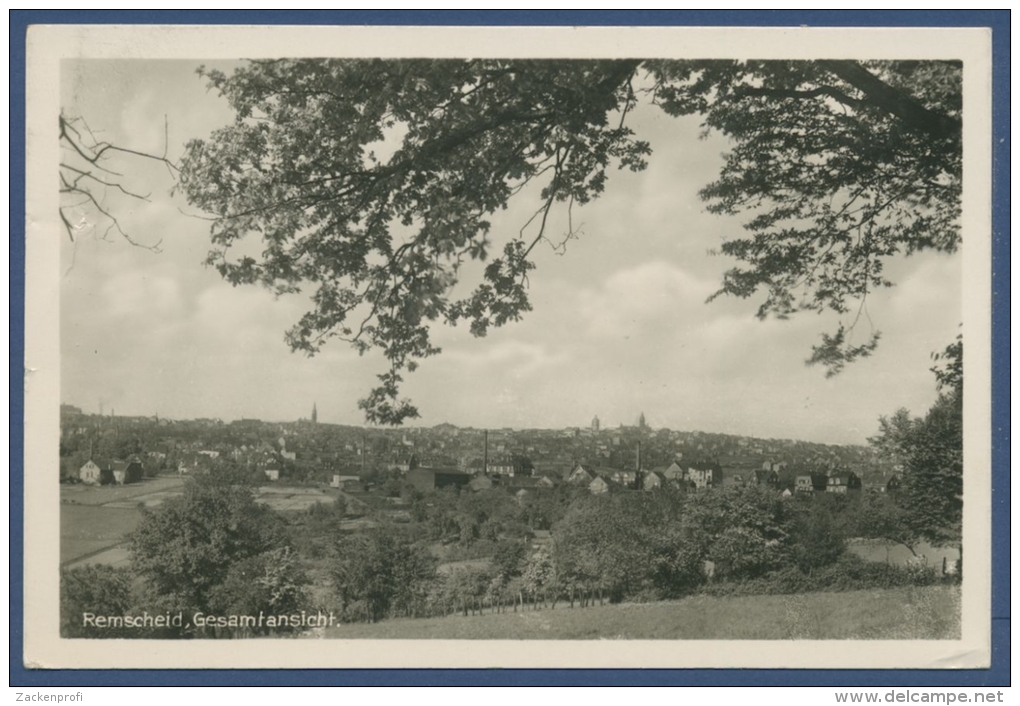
[127,470,310,636]
[546,485,941,605]
[329,527,438,622]
[550,485,802,604]
[130,470,292,609]
[60,565,134,638]
[701,553,940,598]
[411,487,531,545]
[206,547,309,635]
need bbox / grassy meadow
[320,585,960,640]
[60,504,144,565]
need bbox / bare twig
[59,112,178,248]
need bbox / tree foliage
[60,564,134,638]
[129,470,291,613]
[330,528,438,622]
[684,484,795,580]
[553,494,651,599]
[206,547,309,635]
[180,59,962,423]
[871,340,963,548]
[652,60,961,374]
[897,389,963,547]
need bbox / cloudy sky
[58,59,961,445]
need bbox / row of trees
[324,484,946,623]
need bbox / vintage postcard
[23,24,992,669]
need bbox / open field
[256,485,334,512]
[61,504,143,566]
[61,476,185,567]
[320,585,960,640]
[848,540,959,568]
[61,475,185,507]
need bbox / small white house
[79,459,109,485]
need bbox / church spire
[311,402,318,424]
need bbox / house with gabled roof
[588,475,618,495]
[795,472,828,493]
[662,461,685,481]
[641,470,666,491]
[826,471,862,494]
[566,463,596,486]
[751,469,780,489]
[535,475,557,489]
[685,461,722,489]
[111,458,143,485]
[79,459,112,485]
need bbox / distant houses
[486,457,515,476]
[59,408,895,502]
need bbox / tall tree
[129,470,291,612]
[330,528,437,622]
[870,339,963,549]
[179,59,962,423]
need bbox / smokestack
[636,441,642,490]
[483,430,489,476]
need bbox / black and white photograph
[24,24,993,669]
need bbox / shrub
[129,473,292,612]
[702,554,938,598]
[330,528,438,622]
[206,547,310,636]
[60,565,134,638]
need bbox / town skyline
[57,399,883,451]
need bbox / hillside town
[60,403,900,498]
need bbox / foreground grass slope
[320,586,959,640]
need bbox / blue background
[9,10,1010,687]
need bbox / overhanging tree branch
[59,113,179,247]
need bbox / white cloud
[578,261,717,339]
[99,271,184,319]
[443,339,569,378]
